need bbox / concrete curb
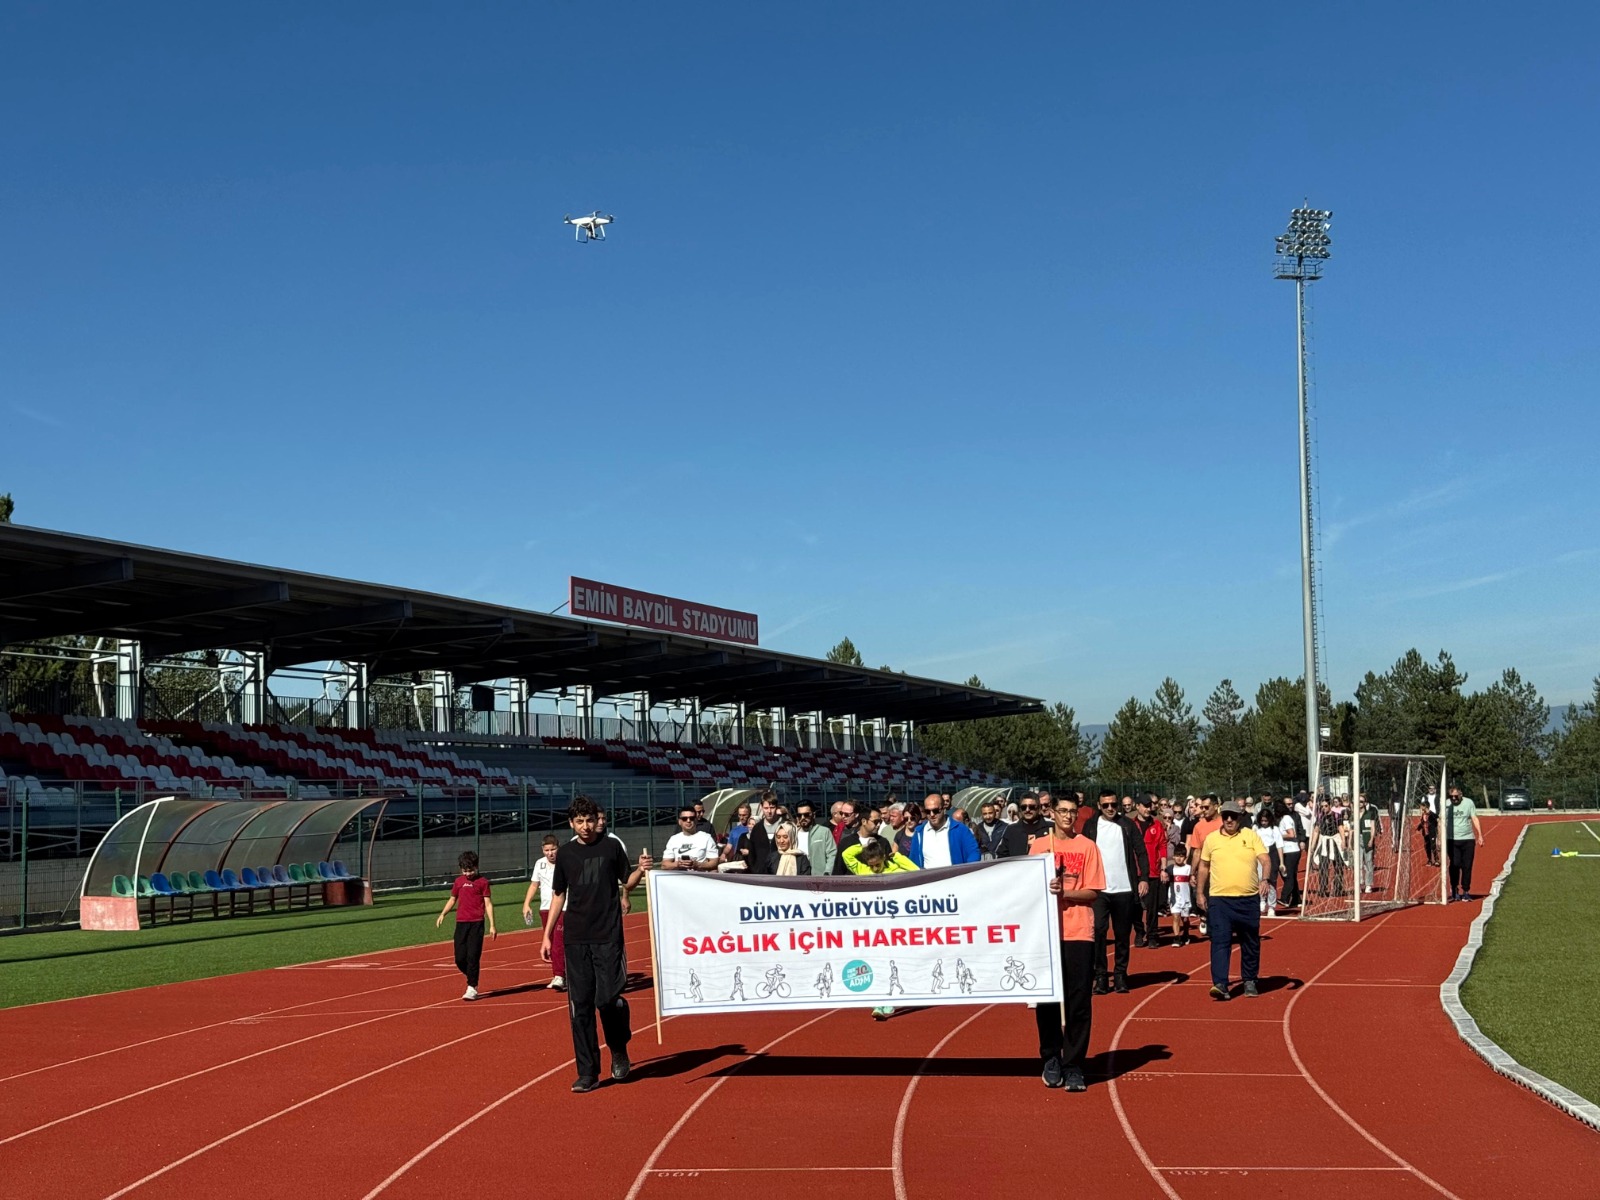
[1440,824,1600,1133]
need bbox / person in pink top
[436,851,495,1001]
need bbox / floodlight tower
[1274,206,1332,796]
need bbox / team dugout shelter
[0,523,1041,756]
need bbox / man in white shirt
[1082,789,1150,995]
[660,806,719,871]
[908,793,980,869]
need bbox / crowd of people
[436,780,1478,1097]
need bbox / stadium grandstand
[0,524,1039,928]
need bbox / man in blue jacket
[908,793,981,868]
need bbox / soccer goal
[1298,752,1448,921]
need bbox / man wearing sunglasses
[660,807,719,871]
[1081,788,1150,994]
[792,802,836,875]
[1194,799,1270,999]
[907,792,980,868]
[998,792,1050,858]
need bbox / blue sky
[3,1,1596,721]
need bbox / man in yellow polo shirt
[1195,799,1270,1001]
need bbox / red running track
[1,816,1593,1200]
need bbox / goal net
[1298,752,1447,921]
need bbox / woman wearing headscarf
[757,822,811,875]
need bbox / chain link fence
[1,774,973,933]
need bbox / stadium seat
[276,863,311,907]
[331,860,351,879]
[111,875,134,898]
[317,862,335,881]
[149,873,193,923]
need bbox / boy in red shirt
[1030,794,1106,1092]
[436,851,496,1001]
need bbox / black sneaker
[1113,975,1130,994]
[571,1077,599,1094]
[1041,1055,1063,1089]
[1092,978,1110,996]
[610,1052,631,1082]
[1063,1066,1087,1092]
[1242,980,1259,998]
[1208,984,1231,1002]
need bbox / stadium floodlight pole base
[1301,752,1448,922]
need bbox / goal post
[1299,752,1448,921]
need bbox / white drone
[564,211,614,243]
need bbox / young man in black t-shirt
[543,794,650,1093]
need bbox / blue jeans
[1206,895,1260,987]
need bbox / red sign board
[569,577,760,646]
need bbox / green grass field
[0,875,649,1010]
[1460,819,1600,1106]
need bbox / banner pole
[1051,829,1065,1038]
[647,868,664,1044]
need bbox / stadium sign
[569,577,760,646]
[647,857,1063,1017]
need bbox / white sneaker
[463,986,479,1001]
[1263,910,1275,919]
[549,975,565,991]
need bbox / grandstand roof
[0,525,1043,724]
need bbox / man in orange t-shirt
[1030,793,1105,1092]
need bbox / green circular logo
[842,960,874,992]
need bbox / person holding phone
[1029,793,1105,1092]
[660,806,719,871]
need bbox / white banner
[647,857,1063,1017]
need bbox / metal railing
[0,773,982,933]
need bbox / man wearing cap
[1194,800,1270,1000]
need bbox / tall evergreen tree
[1097,696,1155,786]
[1147,677,1199,792]
[1198,678,1257,795]
[1550,676,1600,780]
[825,637,864,667]
[1354,649,1466,755]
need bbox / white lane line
[0,991,468,1147]
[2,912,648,1082]
[1129,1015,1282,1023]
[1579,822,1600,845]
[360,1055,578,1198]
[362,1010,679,1198]
[0,974,450,1086]
[101,1005,564,1200]
[1281,913,1466,1200]
[650,1167,892,1174]
[891,1006,994,1200]
[1107,978,1187,1200]
[1159,1165,1409,1172]
[622,1012,836,1200]
[1121,1070,1301,1078]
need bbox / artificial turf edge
[1459,819,1600,1107]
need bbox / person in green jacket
[842,837,918,876]
[840,837,917,1018]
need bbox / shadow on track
[630,1043,749,1081]
[1088,1042,1172,1080]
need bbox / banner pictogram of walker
[647,857,1063,1016]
